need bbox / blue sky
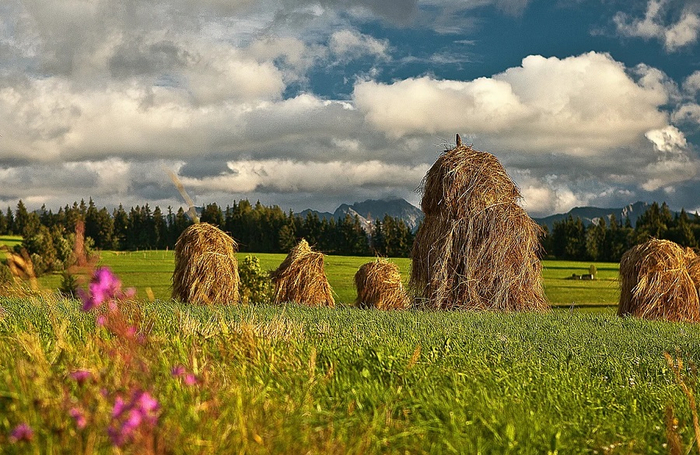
[1,0,699,217]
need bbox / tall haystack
[618,239,700,322]
[354,258,410,310]
[410,135,548,311]
[270,239,335,307]
[172,223,240,305]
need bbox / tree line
[541,202,700,262]
[3,198,698,274]
[0,199,415,275]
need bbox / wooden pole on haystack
[167,167,240,304]
[410,134,548,311]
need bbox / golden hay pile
[410,135,548,311]
[172,223,240,305]
[618,239,700,322]
[270,239,335,307]
[354,258,411,310]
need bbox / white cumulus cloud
[354,52,669,156]
[329,29,389,60]
[614,0,700,52]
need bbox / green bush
[30,253,50,277]
[238,255,273,305]
[59,271,79,298]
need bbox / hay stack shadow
[270,239,335,307]
[618,239,700,322]
[410,135,548,311]
[172,223,240,305]
[355,258,410,310]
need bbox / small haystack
[172,223,240,305]
[354,258,410,310]
[270,239,335,307]
[410,135,548,311]
[618,239,700,322]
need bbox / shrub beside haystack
[270,239,335,307]
[172,223,240,305]
[618,239,700,322]
[410,135,548,311]
[354,258,410,310]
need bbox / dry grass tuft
[270,239,335,307]
[354,258,410,310]
[172,223,240,305]
[410,135,548,311]
[618,239,700,322]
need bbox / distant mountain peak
[533,201,657,230]
[299,198,424,232]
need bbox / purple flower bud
[184,374,198,386]
[112,396,126,418]
[80,267,122,312]
[171,365,186,377]
[69,408,87,429]
[10,423,33,443]
[69,369,92,386]
[109,390,159,447]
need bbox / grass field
[3,237,700,452]
[1,297,699,453]
[27,249,620,308]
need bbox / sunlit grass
[36,251,621,307]
[1,296,699,453]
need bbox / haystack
[270,239,335,307]
[410,135,548,311]
[172,223,239,305]
[618,239,700,322]
[354,258,410,310]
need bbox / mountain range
[299,199,667,233]
[532,201,655,231]
[299,199,424,232]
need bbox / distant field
[0,236,21,260]
[20,248,620,308]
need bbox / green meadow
[31,249,620,308]
[4,236,700,453]
[2,297,700,453]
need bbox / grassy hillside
[1,297,698,453]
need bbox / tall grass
[2,295,699,453]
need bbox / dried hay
[410,135,548,311]
[354,258,410,310]
[172,223,240,305]
[618,239,700,322]
[270,239,335,307]
[420,136,520,218]
[685,248,700,289]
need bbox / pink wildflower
[108,391,159,447]
[171,365,198,386]
[80,267,122,311]
[69,369,92,386]
[69,407,87,429]
[9,423,33,443]
[171,365,186,377]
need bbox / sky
[1,0,700,217]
